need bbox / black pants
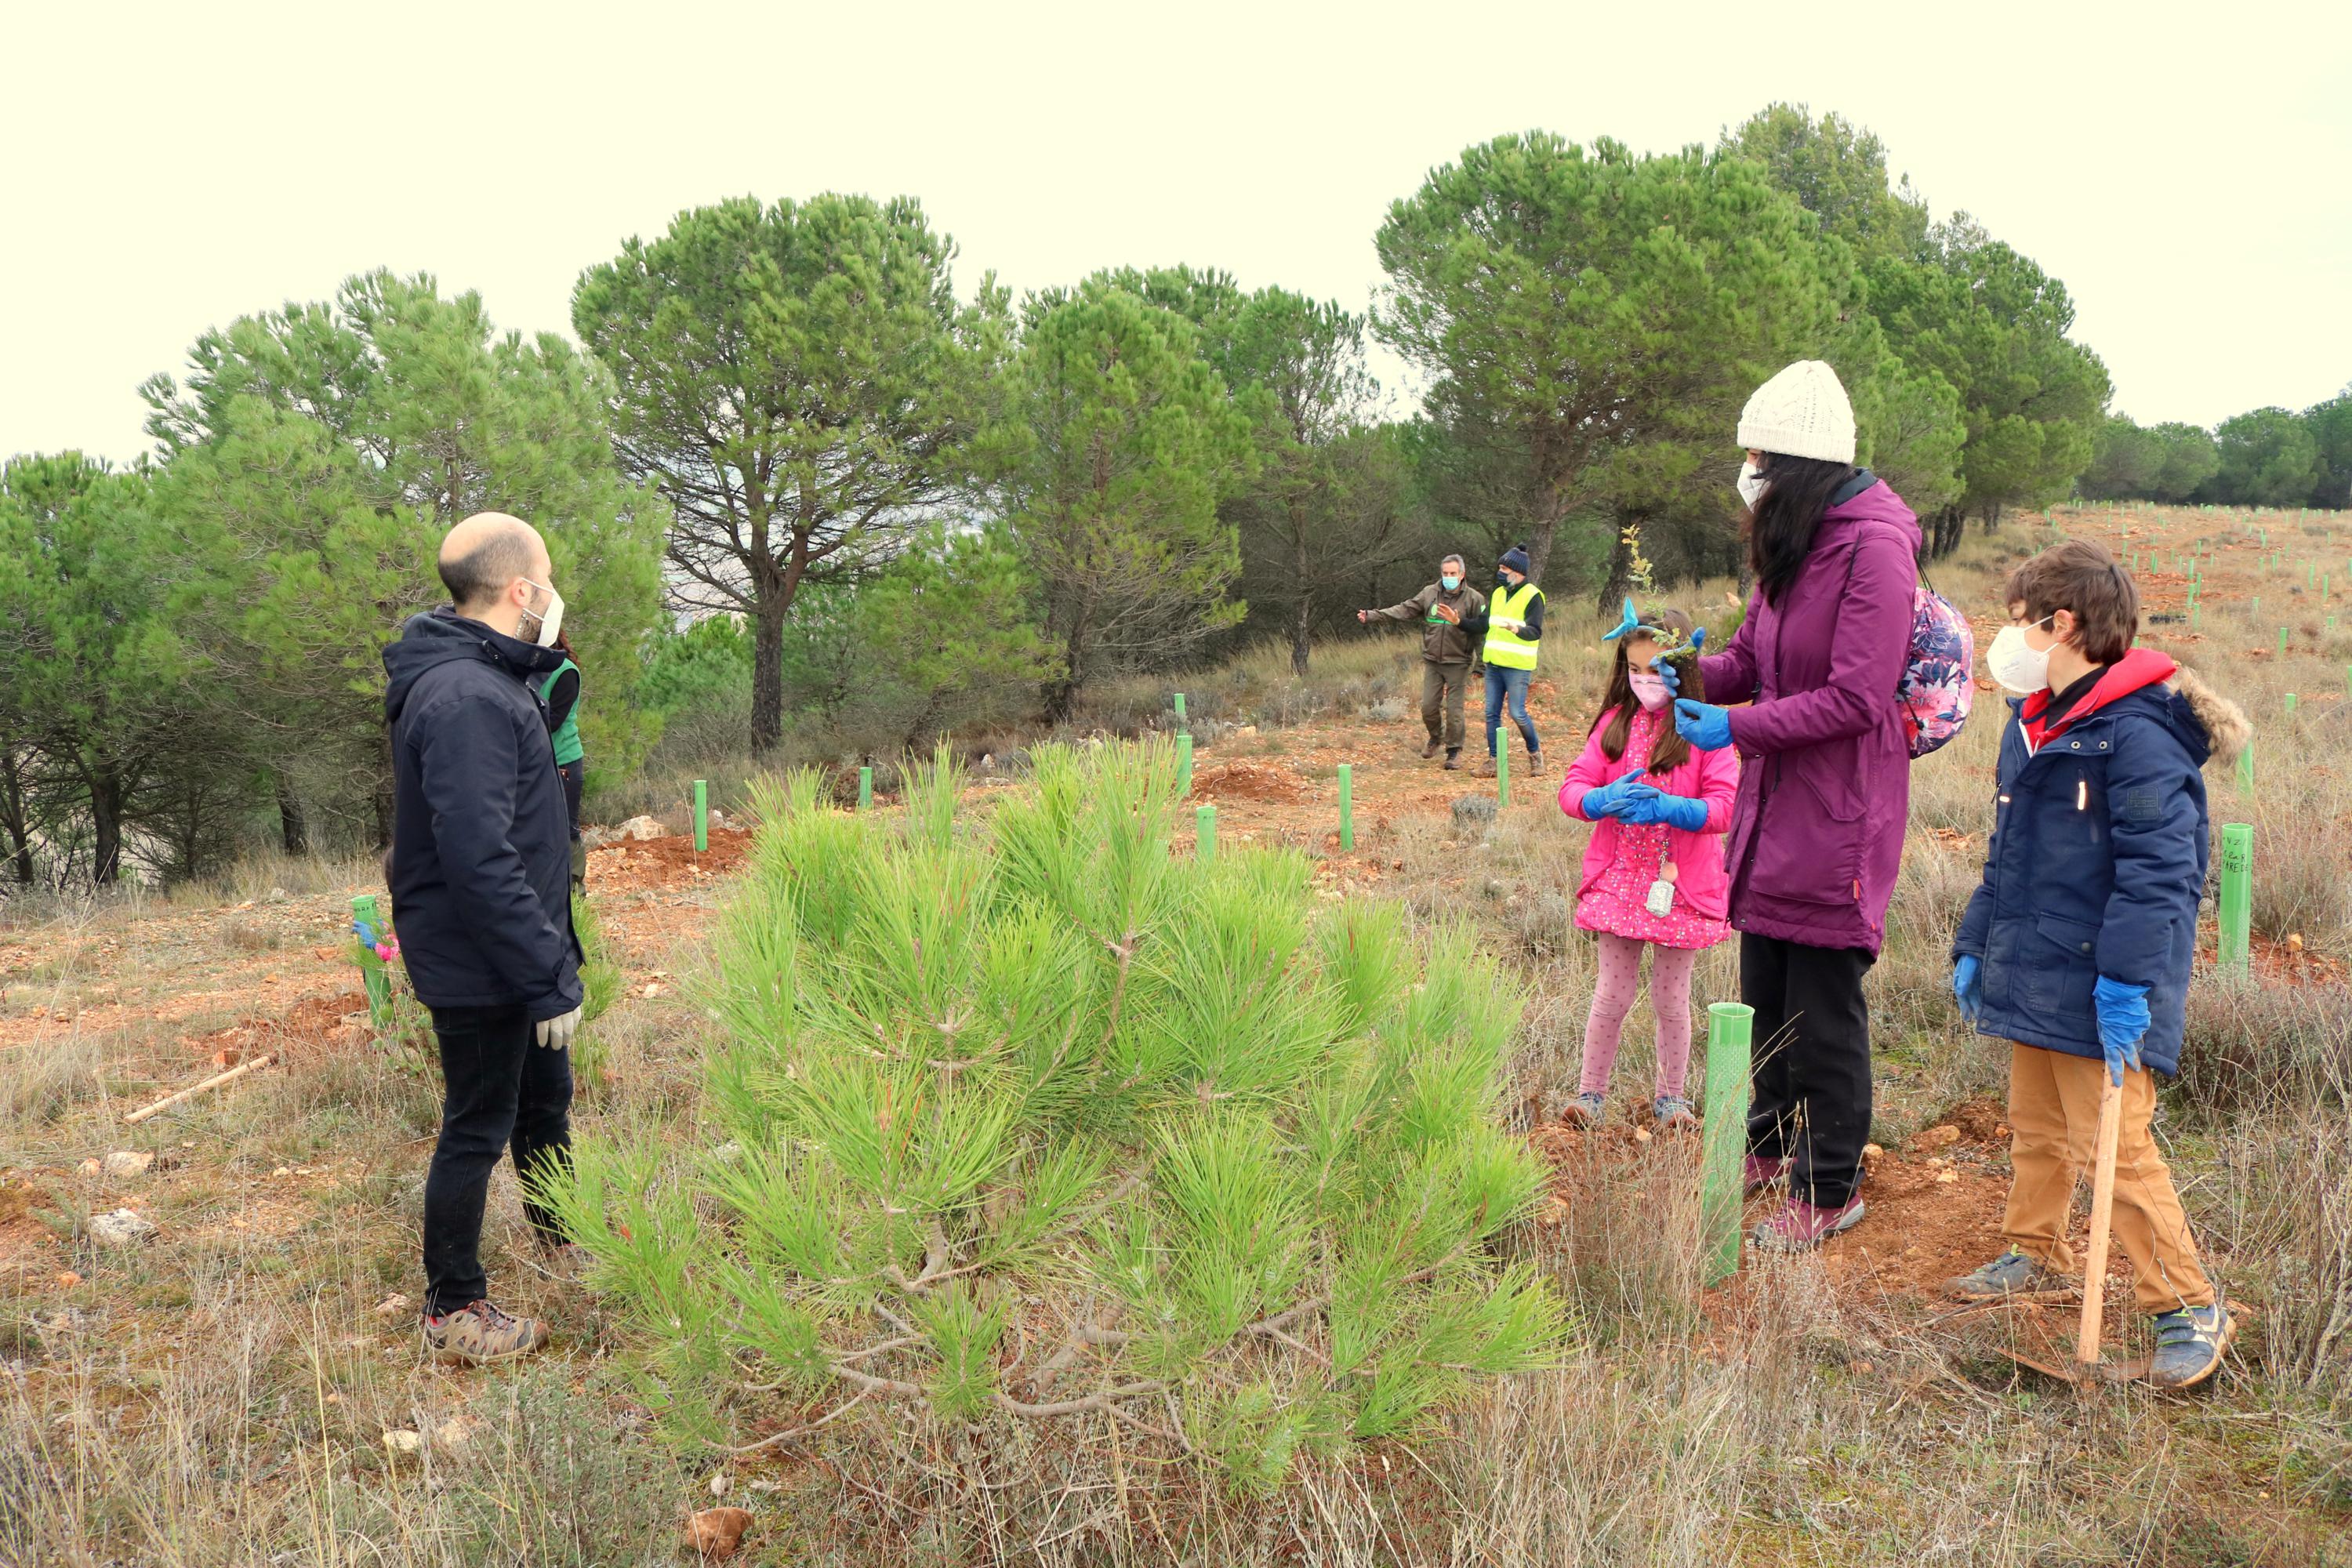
[557,760,585,838]
[422,1003,573,1315]
[1741,933,1875,1208]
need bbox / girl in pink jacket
[1557,605,1740,1131]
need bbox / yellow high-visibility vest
[1484,583,1543,670]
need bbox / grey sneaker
[1559,1091,1607,1129]
[1653,1094,1698,1133]
[1946,1248,2071,1301]
[2148,1301,2233,1390]
[1749,1195,1867,1254]
[422,1299,548,1363]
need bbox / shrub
[541,742,1565,1494]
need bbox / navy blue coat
[383,609,582,1018]
[1953,655,2239,1076]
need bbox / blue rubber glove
[1953,954,1982,1025]
[1645,627,1705,695]
[1580,770,1650,820]
[1620,790,1708,830]
[1672,699,1734,752]
[2092,977,2150,1086]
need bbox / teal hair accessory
[1601,597,1640,642]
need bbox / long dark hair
[1590,608,1704,776]
[1746,453,1860,606]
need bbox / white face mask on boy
[1984,615,2055,695]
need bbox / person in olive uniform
[1359,553,1485,769]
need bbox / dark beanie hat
[1500,545,1532,575]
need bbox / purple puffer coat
[1697,476,1921,956]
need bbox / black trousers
[557,760,585,839]
[422,1003,573,1315]
[1741,933,1875,1208]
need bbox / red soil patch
[586,827,752,896]
[1189,760,1311,804]
[191,989,372,1066]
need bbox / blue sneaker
[2148,1301,2233,1390]
[1559,1091,1607,1129]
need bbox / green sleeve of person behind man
[539,658,584,765]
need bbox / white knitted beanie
[1737,360,1857,465]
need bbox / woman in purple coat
[1666,361,1920,1252]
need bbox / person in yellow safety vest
[1440,543,1544,778]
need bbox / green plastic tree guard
[2279,626,2289,657]
[1337,763,1354,851]
[1700,1001,1755,1284]
[858,767,873,811]
[1496,743,1511,811]
[1177,733,1193,798]
[2217,823,2252,975]
[2237,741,2255,797]
[694,779,708,851]
[352,894,392,1024]
[1196,803,1217,862]
[1173,691,1188,734]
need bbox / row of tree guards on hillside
[3,104,2336,886]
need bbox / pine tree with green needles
[539,742,1565,1494]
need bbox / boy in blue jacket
[1947,539,2248,1388]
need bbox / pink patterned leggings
[1579,933,1697,1099]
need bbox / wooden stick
[124,1053,275,1124]
[2074,1073,2125,1368]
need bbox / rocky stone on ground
[89,1209,157,1246]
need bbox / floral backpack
[1897,579,1974,757]
[1838,542,1973,759]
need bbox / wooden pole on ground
[125,1054,276,1124]
[2074,1076,2125,1371]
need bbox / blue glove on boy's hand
[2091,975,2151,1086]
[1618,790,1708,831]
[1952,954,1982,1025]
[1672,699,1734,751]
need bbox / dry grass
[5,503,2350,1564]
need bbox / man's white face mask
[518,578,565,648]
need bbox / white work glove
[535,1004,583,1051]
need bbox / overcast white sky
[6,0,2347,465]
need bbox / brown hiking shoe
[422,1299,548,1363]
[1473,758,1497,779]
[1422,739,1443,760]
[1443,750,1463,771]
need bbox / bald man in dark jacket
[384,510,581,1363]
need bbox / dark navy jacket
[383,609,582,1017]
[1952,652,2238,1076]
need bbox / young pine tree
[539,742,1564,1495]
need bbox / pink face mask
[1628,670,1672,711]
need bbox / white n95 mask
[1984,617,2053,695]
